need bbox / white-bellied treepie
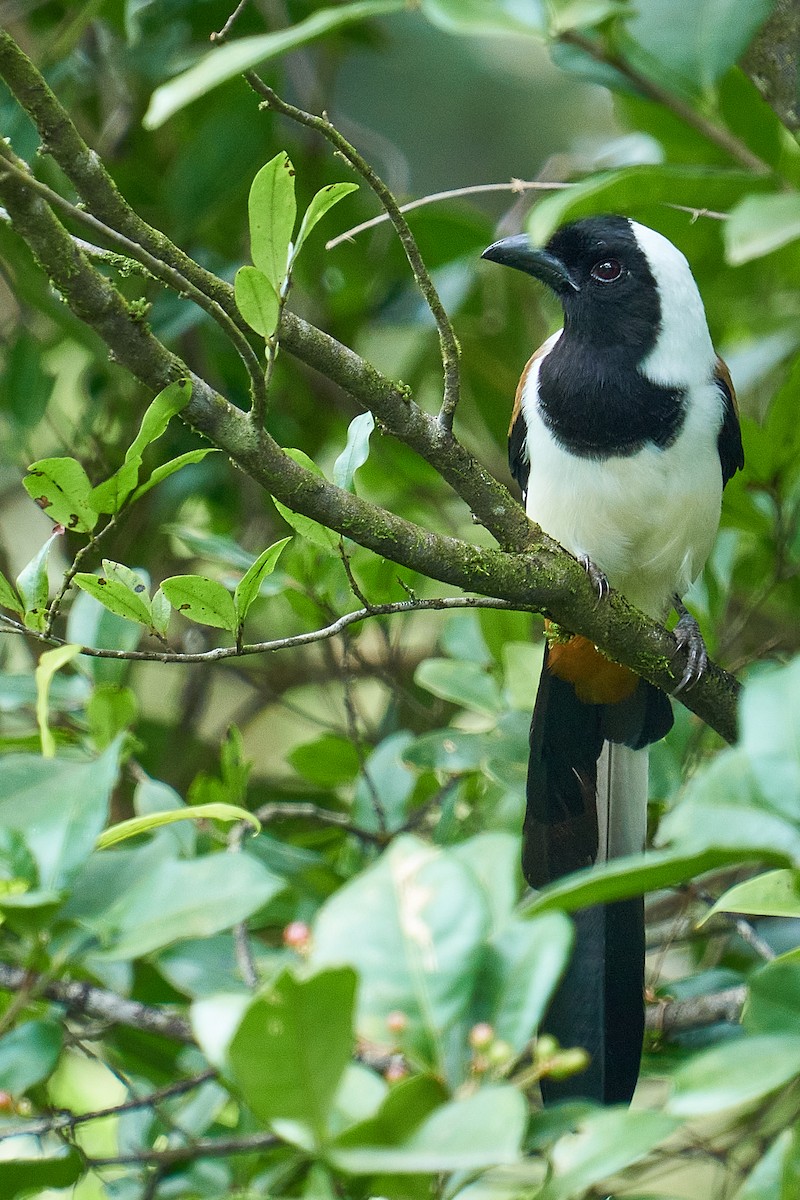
[482,216,743,1105]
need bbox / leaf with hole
[23,457,98,533]
[73,572,153,628]
[161,574,238,632]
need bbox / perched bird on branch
[483,216,743,1104]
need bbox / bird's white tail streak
[596,742,649,863]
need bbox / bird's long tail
[525,641,672,1104]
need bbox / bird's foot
[672,598,708,693]
[578,554,610,604]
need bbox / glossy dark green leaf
[23,456,98,532]
[0,1148,83,1198]
[234,265,281,337]
[229,967,356,1140]
[160,574,238,632]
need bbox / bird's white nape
[630,221,716,389]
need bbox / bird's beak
[482,234,580,296]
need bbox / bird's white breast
[520,347,725,618]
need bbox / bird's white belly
[522,381,724,618]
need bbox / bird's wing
[714,356,744,487]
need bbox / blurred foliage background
[2,1,800,1198]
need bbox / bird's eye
[590,258,623,283]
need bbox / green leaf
[228,967,357,1141]
[486,914,573,1055]
[745,959,800,1036]
[150,586,171,638]
[16,531,60,631]
[160,574,238,632]
[91,851,284,959]
[248,152,297,293]
[421,0,547,38]
[143,1,407,129]
[35,643,82,759]
[125,379,192,464]
[311,835,490,1078]
[726,193,800,265]
[622,0,775,95]
[86,683,138,750]
[0,1148,83,1199]
[233,536,291,623]
[0,1019,62,1093]
[294,182,360,257]
[97,803,260,849]
[234,265,281,338]
[667,1034,800,1116]
[526,166,765,245]
[88,458,141,515]
[23,456,98,533]
[415,657,503,716]
[73,572,153,628]
[273,449,337,549]
[289,734,362,788]
[0,742,120,891]
[331,1085,527,1173]
[544,1108,679,1199]
[547,0,625,35]
[0,569,23,616]
[739,658,800,816]
[130,448,220,504]
[332,411,375,493]
[704,870,800,922]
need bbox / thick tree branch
[0,33,740,744]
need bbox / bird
[482,215,743,1105]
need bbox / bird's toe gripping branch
[672,597,709,694]
[577,553,610,604]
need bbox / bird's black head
[482,215,663,357]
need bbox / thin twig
[245,74,462,431]
[211,0,251,43]
[0,151,268,417]
[254,800,387,845]
[561,31,776,178]
[0,595,535,664]
[86,1131,280,1169]
[325,179,572,249]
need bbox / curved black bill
[482,234,580,295]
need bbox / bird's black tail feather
[525,646,672,1105]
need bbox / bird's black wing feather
[715,359,744,487]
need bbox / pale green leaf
[234,536,291,624]
[294,182,359,257]
[667,1034,800,1116]
[35,644,82,759]
[73,573,153,627]
[332,411,375,493]
[88,458,141,515]
[234,265,281,337]
[160,574,238,632]
[130,448,219,504]
[703,870,800,923]
[150,587,171,638]
[143,1,407,129]
[421,0,546,38]
[16,532,60,631]
[248,152,296,293]
[545,1108,679,1199]
[415,657,503,715]
[125,379,192,464]
[23,456,98,533]
[273,448,337,549]
[97,803,260,849]
[0,569,23,616]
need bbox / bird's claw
[578,554,610,605]
[672,604,708,694]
